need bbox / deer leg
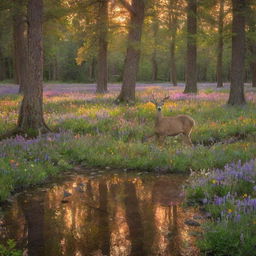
[181,133,193,146]
[156,134,165,145]
[142,133,155,143]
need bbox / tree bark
[17,0,49,135]
[216,0,224,88]
[13,0,28,93]
[89,58,96,81]
[251,63,256,87]
[151,14,159,81]
[96,0,108,94]
[227,0,246,105]
[248,1,256,88]
[169,0,178,86]
[184,0,197,93]
[0,47,6,81]
[116,0,145,103]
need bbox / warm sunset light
[0,0,256,255]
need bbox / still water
[0,170,200,256]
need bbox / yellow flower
[253,220,256,225]
[211,179,217,184]
[228,209,233,214]
[243,193,248,198]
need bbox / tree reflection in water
[0,172,200,256]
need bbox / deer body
[144,95,195,146]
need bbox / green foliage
[198,217,256,256]
[0,240,22,256]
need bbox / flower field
[0,83,256,201]
[186,160,256,255]
[0,83,256,255]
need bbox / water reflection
[0,172,200,256]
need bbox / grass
[0,86,256,202]
[0,84,256,254]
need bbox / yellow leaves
[76,47,86,65]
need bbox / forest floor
[0,81,255,95]
[0,82,256,255]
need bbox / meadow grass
[0,86,256,201]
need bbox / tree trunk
[17,0,49,135]
[116,0,145,103]
[0,47,6,81]
[169,0,178,86]
[216,0,224,88]
[184,0,197,93]
[227,0,246,105]
[13,0,28,93]
[248,1,256,88]
[89,58,96,81]
[251,63,256,87]
[96,0,108,94]
[151,16,159,81]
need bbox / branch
[118,0,136,15]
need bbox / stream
[0,169,200,256]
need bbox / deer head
[150,94,170,112]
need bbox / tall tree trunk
[96,0,108,94]
[151,15,159,81]
[227,0,246,105]
[17,0,49,135]
[184,0,197,93]
[216,0,224,88]
[248,1,256,88]
[13,0,28,93]
[89,58,96,81]
[251,63,256,87]
[116,0,145,103]
[0,47,6,81]
[169,0,178,86]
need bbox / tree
[17,0,50,135]
[168,0,179,86]
[151,4,159,82]
[13,0,28,93]
[184,0,197,93]
[248,0,256,88]
[227,0,246,105]
[216,0,224,88]
[96,0,109,93]
[116,0,145,103]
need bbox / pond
[0,169,200,256]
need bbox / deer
[143,94,195,146]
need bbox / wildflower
[211,179,217,184]
[243,193,248,198]
[227,209,233,214]
[202,198,208,204]
[234,214,241,222]
[9,159,15,164]
[253,220,256,225]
